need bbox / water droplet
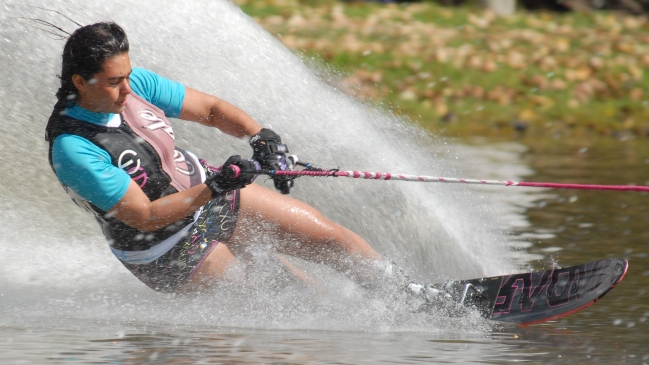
[542,246,563,252]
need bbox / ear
[71,74,87,92]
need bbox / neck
[76,98,102,113]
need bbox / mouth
[116,95,128,107]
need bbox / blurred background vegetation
[234,0,649,141]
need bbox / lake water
[2,137,648,364]
[1,0,648,363]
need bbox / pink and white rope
[270,169,649,192]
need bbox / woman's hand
[205,155,261,197]
[250,128,294,194]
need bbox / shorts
[120,189,240,292]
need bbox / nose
[120,78,132,95]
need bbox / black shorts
[120,189,240,292]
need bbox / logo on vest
[118,149,148,187]
[174,150,196,176]
[138,109,175,140]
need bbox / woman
[45,22,397,293]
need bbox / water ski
[415,258,627,325]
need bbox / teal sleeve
[52,134,131,212]
[130,68,186,118]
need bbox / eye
[109,78,124,87]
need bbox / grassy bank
[235,0,649,140]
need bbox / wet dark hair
[55,22,129,108]
[46,22,129,142]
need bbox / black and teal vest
[45,94,203,251]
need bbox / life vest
[45,94,204,251]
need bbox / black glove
[250,128,294,194]
[205,155,260,197]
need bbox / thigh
[229,183,381,262]
[236,183,339,241]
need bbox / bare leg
[186,242,239,290]
[237,184,381,270]
[193,183,385,289]
[277,254,314,284]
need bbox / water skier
[45,22,400,293]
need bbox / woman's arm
[109,87,263,231]
[179,87,262,138]
[108,180,213,232]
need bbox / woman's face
[73,53,132,114]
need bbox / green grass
[235,0,649,139]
